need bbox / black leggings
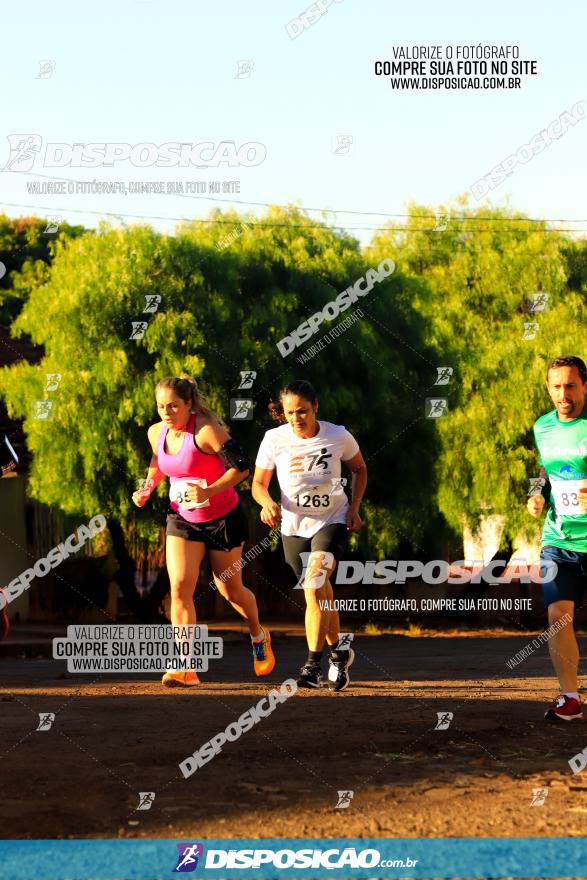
[282,522,349,580]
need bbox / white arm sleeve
[341,429,360,462]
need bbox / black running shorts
[166,499,249,551]
[282,522,349,581]
[540,545,586,608]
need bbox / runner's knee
[548,601,574,625]
[170,577,196,603]
[303,585,328,605]
[218,578,246,604]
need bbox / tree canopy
[1,200,585,573]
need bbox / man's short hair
[546,355,587,384]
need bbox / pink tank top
[156,414,238,523]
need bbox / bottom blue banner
[0,837,585,879]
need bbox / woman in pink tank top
[132,376,275,688]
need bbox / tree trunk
[145,565,170,621]
[108,519,150,621]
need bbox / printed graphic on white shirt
[255,421,359,538]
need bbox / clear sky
[0,0,585,245]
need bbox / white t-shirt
[255,420,360,537]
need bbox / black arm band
[539,466,551,503]
[218,439,250,472]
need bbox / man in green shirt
[528,354,587,721]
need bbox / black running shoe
[296,661,323,689]
[328,648,355,692]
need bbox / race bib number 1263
[292,483,334,515]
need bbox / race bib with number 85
[170,478,210,510]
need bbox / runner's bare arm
[252,466,281,527]
[131,424,166,507]
[343,451,367,530]
[194,420,250,498]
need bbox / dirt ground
[2,628,587,850]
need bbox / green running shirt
[533,407,587,551]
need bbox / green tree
[0,207,438,621]
[0,214,86,325]
[368,200,584,549]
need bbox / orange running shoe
[161,670,200,688]
[252,628,275,676]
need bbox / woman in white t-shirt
[252,380,367,691]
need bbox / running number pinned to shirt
[551,479,587,516]
[170,479,210,510]
[292,482,336,514]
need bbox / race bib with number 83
[551,478,587,517]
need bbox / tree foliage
[0,208,437,560]
[1,201,585,573]
[0,214,86,325]
[368,200,586,545]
